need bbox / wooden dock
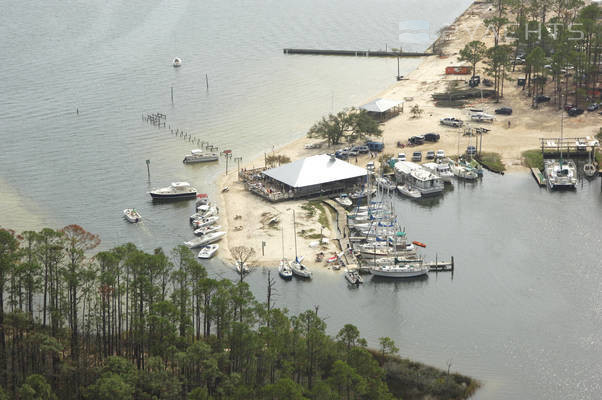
[322,199,358,269]
[283,48,434,57]
[425,259,454,272]
[531,168,546,186]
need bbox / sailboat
[544,106,577,189]
[290,210,312,279]
[278,225,293,280]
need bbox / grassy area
[522,149,544,170]
[476,152,505,173]
[369,350,480,400]
[302,200,330,230]
[595,148,601,166]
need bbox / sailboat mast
[293,209,298,261]
[281,224,284,260]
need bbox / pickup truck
[440,117,463,127]
[470,112,494,122]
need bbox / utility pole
[234,156,243,179]
[222,150,233,175]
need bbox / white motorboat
[422,162,454,183]
[448,160,478,180]
[370,263,428,278]
[173,57,182,67]
[544,159,577,190]
[183,149,219,164]
[397,184,421,198]
[194,225,222,236]
[192,205,217,219]
[344,270,363,285]
[279,259,293,280]
[197,244,219,259]
[196,194,209,206]
[150,182,197,200]
[192,215,219,229]
[334,193,353,207]
[184,231,225,248]
[123,208,141,223]
[291,259,312,278]
[375,177,396,191]
[349,187,377,200]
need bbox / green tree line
[0,226,476,400]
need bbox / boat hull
[370,267,428,278]
[150,192,197,200]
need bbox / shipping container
[445,66,472,75]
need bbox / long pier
[283,48,434,57]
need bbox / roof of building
[262,154,367,188]
[360,98,403,113]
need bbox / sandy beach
[217,1,601,267]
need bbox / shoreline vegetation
[0,226,478,399]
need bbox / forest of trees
[0,226,477,400]
[457,0,600,106]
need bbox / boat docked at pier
[334,193,352,207]
[197,244,219,259]
[394,161,444,196]
[370,263,428,278]
[375,176,396,191]
[183,149,219,164]
[184,231,225,248]
[345,270,363,285]
[150,182,197,200]
[194,224,221,236]
[422,162,454,183]
[447,159,478,180]
[544,159,577,190]
[397,184,421,198]
[279,259,293,280]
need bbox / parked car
[436,149,445,159]
[397,153,406,161]
[482,78,493,87]
[535,95,551,103]
[440,117,463,127]
[335,150,349,159]
[408,135,425,145]
[466,145,477,156]
[423,132,440,142]
[495,107,513,115]
[567,107,584,117]
[471,112,494,122]
[563,103,576,111]
[366,161,375,170]
[412,151,422,162]
[426,151,435,160]
[468,75,480,88]
[586,103,599,112]
[356,145,370,154]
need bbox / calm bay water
[1,1,601,399]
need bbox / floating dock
[283,48,434,57]
[531,168,546,186]
[424,258,454,272]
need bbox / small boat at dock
[197,244,219,259]
[123,208,141,223]
[279,259,293,280]
[397,184,421,198]
[334,193,352,207]
[345,270,363,286]
[194,224,221,236]
[291,258,312,278]
[184,231,225,248]
[544,159,577,190]
[370,263,428,278]
[192,216,219,229]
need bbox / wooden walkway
[425,257,454,272]
[531,168,546,186]
[322,199,359,270]
[283,48,434,57]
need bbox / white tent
[360,98,403,113]
[262,154,367,188]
